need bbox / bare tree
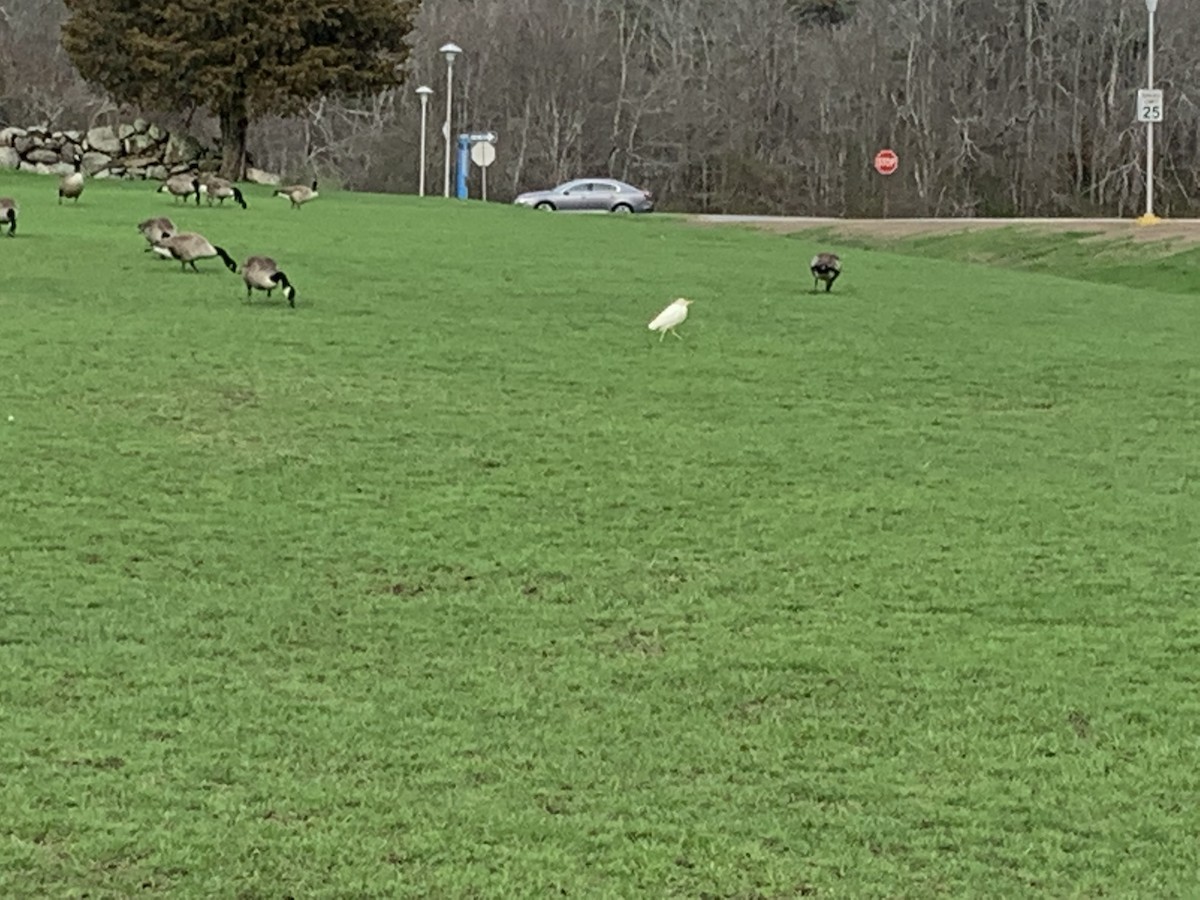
[0,0,100,126]
[4,0,1200,215]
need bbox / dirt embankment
[687,215,1200,245]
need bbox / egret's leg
[672,329,684,341]
[658,330,666,342]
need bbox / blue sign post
[455,137,470,199]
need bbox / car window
[592,183,619,193]
[559,181,588,193]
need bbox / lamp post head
[416,85,433,102]
[440,42,462,65]
[1145,0,1158,11]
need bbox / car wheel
[611,203,633,214]
[535,201,556,211]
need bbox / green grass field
[788,224,1200,298]
[2,170,1199,898]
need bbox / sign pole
[1138,0,1161,225]
[1146,3,1154,219]
[469,138,497,201]
[873,148,899,217]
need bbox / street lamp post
[439,42,462,198]
[1140,0,1160,224]
[415,85,433,196]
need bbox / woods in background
[2,0,1197,216]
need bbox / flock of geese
[1,157,320,308]
[3,159,843,326]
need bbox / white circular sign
[470,141,496,168]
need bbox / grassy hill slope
[3,172,1199,897]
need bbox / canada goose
[58,156,84,205]
[202,175,248,209]
[0,198,17,236]
[151,232,238,273]
[243,256,296,307]
[137,216,176,251]
[157,172,201,205]
[275,180,318,209]
[810,252,841,293]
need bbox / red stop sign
[874,148,899,176]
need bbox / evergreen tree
[61,0,420,178]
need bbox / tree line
[2,0,1198,216]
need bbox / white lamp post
[415,85,433,196]
[439,42,462,198]
[1140,0,1160,224]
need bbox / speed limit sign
[1137,89,1164,123]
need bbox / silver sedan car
[513,178,655,213]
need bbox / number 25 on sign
[1138,89,1164,123]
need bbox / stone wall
[0,119,215,180]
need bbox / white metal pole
[482,164,487,202]
[443,60,454,198]
[418,94,428,197]
[1145,3,1155,218]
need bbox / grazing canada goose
[157,172,201,205]
[151,232,238,273]
[137,216,176,251]
[0,198,17,236]
[275,180,318,209]
[58,156,85,205]
[202,175,248,209]
[810,252,841,293]
[243,256,296,307]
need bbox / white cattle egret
[648,298,693,341]
[810,252,841,293]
